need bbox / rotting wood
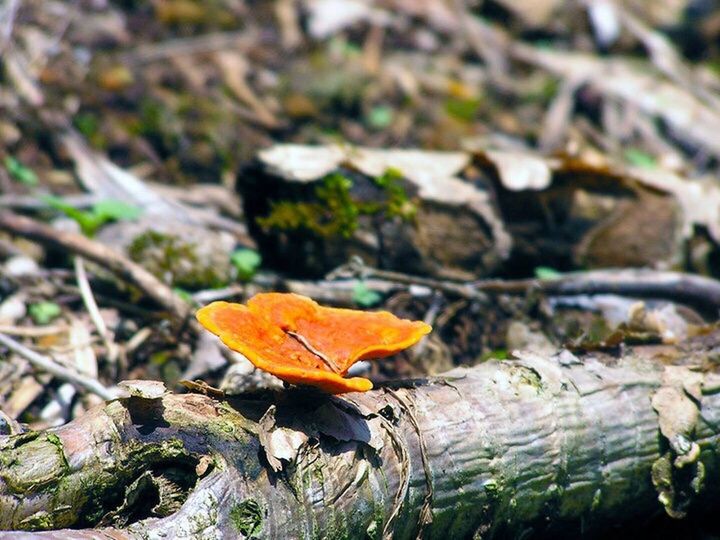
[2,334,720,538]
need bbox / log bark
[241,145,512,280]
[2,337,720,539]
[239,144,704,280]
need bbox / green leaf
[29,302,62,325]
[534,266,562,280]
[231,249,262,282]
[149,350,172,366]
[5,156,38,186]
[41,194,76,214]
[479,348,508,361]
[42,195,101,235]
[366,105,393,129]
[372,167,403,187]
[173,287,194,304]
[444,97,481,122]
[92,200,142,221]
[42,196,141,236]
[624,148,656,169]
[74,112,99,138]
[352,281,382,307]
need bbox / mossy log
[239,144,699,279]
[241,145,512,280]
[3,336,720,539]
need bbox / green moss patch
[257,168,417,239]
[0,433,69,494]
[230,498,264,538]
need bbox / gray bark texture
[1,339,720,539]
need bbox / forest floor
[2,0,720,487]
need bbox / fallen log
[239,144,716,280]
[2,336,720,539]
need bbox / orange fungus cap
[195,293,432,394]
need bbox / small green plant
[230,499,263,537]
[172,287,196,305]
[479,348,508,362]
[29,302,62,325]
[444,97,481,122]
[4,156,38,186]
[257,173,360,238]
[74,112,99,139]
[230,249,262,282]
[371,167,417,221]
[352,281,382,307]
[534,266,562,280]
[43,196,142,236]
[624,148,656,169]
[73,112,107,149]
[366,105,393,129]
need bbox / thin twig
[328,258,720,316]
[474,269,720,316]
[192,284,246,304]
[0,211,191,324]
[125,327,153,355]
[0,325,68,337]
[286,330,341,373]
[0,333,115,400]
[74,256,119,364]
[0,193,98,209]
[411,292,443,357]
[326,257,486,301]
[129,31,253,64]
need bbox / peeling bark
[2,338,720,539]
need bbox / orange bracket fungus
[196,293,432,393]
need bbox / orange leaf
[196,293,431,394]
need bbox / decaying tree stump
[241,145,512,280]
[239,144,706,280]
[2,335,720,539]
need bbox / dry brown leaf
[515,45,720,160]
[630,166,720,243]
[61,132,183,218]
[652,386,697,447]
[258,405,309,472]
[68,318,97,379]
[215,51,278,128]
[5,374,44,420]
[305,0,390,38]
[494,0,563,27]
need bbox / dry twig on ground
[0,333,115,400]
[0,211,191,325]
